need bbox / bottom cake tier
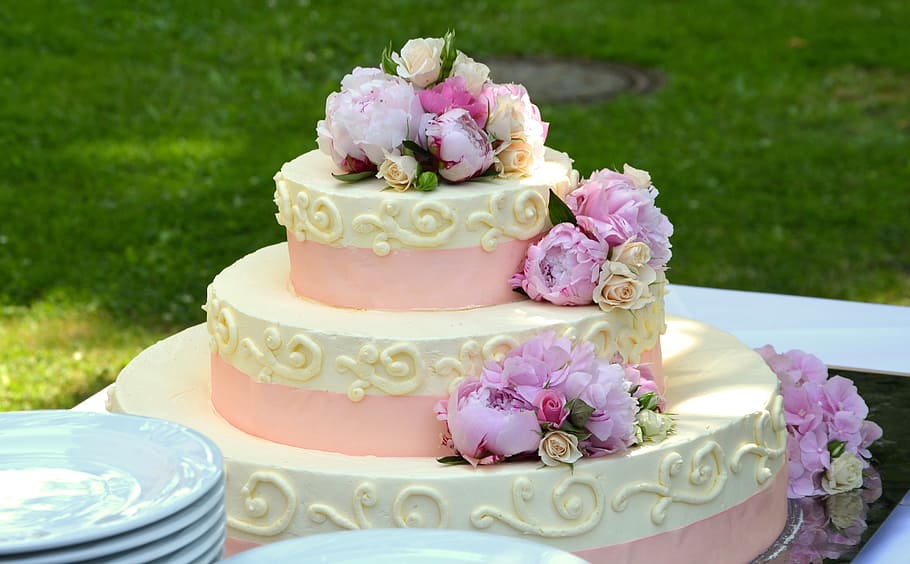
[110,316,789,563]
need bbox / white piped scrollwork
[227,471,297,536]
[392,486,449,528]
[466,189,548,251]
[470,473,604,537]
[307,482,377,530]
[730,394,788,484]
[432,336,519,393]
[205,288,238,354]
[275,173,343,244]
[336,343,423,401]
[239,327,324,384]
[612,442,728,525]
[352,200,457,256]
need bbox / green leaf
[548,189,577,226]
[439,29,457,80]
[512,285,529,298]
[638,392,660,411]
[415,171,439,192]
[381,42,397,75]
[403,140,431,159]
[828,440,847,459]
[437,455,470,466]
[566,398,595,428]
[332,171,375,182]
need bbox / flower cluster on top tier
[756,345,883,498]
[511,165,673,312]
[435,332,672,467]
[316,32,548,191]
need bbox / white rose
[538,431,583,466]
[377,154,419,191]
[825,490,864,530]
[452,51,490,94]
[611,241,652,268]
[636,409,674,443]
[623,163,652,189]
[495,140,536,177]
[392,37,445,88]
[821,453,864,495]
[593,260,658,312]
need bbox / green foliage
[1,0,908,411]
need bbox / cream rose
[593,260,657,312]
[393,37,445,88]
[538,430,583,466]
[623,163,652,189]
[553,168,581,200]
[377,154,419,191]
[612,241,652,268]
[636,409,674,443]
[452,51,490,94]
[495,140,536,177]
[821,452,864,495]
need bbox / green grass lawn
[2,1,908,411]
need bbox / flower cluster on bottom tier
[110,316,789,563]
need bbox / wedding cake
[110,34,789,562]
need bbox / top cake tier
[274,148,578,310]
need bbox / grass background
[1,0,908,411]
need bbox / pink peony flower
[559,361,639,456]
[568,168,673,269]
[417,76,488,129]
[510,223,606,306]
[481,331,587,399]
[317,67,426,172]
[424,108,494,182]
[533,388,569,427]
[445,379,540,466]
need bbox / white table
[665,284,910,376]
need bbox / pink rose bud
[533,388,569,426]
[425,108,494,182]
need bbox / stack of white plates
[0,410,225,563]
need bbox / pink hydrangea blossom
[417,76,488,128]
[510,223,606,306]
[424,108,494,182]
[757,345,882,499]
[316,67,426,173]
[568,168,673,269]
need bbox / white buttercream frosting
[205,244,665,397]
[275,149,577,253]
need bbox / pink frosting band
[575,466,789,563]
[286,234,533,310]
[223,465,788,561]
[211,354,451,457]
[212,346,662,457]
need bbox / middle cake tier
[205,243,665,457]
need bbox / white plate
[0,483,224,563]
[101,508,225,564]
[0,410,223,555]
[222,529,588,563]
